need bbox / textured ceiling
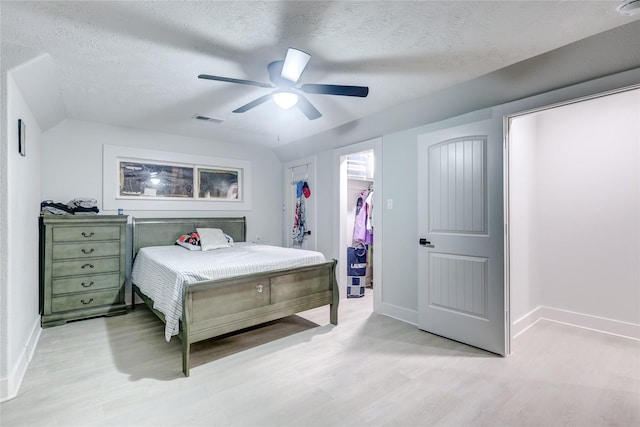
[2,1,638,148]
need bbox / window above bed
[103,145,252,212]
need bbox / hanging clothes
[365,191,373,232]
[352,189,373,244]
[292,180,310,247]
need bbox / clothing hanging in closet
[352,189,373,244]
[292,180,311,247]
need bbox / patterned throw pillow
[175,232,201,250]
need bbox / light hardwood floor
[2,290,639,426]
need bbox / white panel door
[417,118,506,355]
[284,160,316,250]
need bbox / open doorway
[336,138,382,313]
[507,86,640,341]
[345,150,374,298]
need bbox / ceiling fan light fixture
[199,47,367,120]
[616,0,640,15]
[272,91,299,110]
[280,48,311,83]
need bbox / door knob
[419,238,434,248]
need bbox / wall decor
[18,119,26,156]
[103,145,252,211]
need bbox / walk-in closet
[508,87,640,340]
[344,150,374,298]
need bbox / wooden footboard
[133,259,338,376]
[180,259,338,376]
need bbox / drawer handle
[81,232,95,238]
[81,263,94,269]
[81,248,95,254]
[80,298,94,305]
[81,281,94,288]
[256,284,263,293]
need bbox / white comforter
[131,243,326,341]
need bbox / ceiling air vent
[193,114,224,123]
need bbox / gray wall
[380,128,419,312]
[299,69,640,328]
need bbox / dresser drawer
[52,225,121,243]
[52,273,120,295]
[51,289,121,312]
[52,257,120,277]
[52,241,120,260]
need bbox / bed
[131,217,338,376]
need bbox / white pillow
[197,228,231,251]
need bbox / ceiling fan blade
[280,48,311,83]
[296,94,322,120]
[233,94,273,113]
[198,74,272,88]
[301,84,369,97]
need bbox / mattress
[131,242,326,341]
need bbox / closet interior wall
[509,87,640,339]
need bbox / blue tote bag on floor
[347,245,367,277]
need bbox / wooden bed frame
[131,217,339,376]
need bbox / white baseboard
[0,316,41,403]
[380,302,418,326]
[513,306,640,341]
[512,306,545,338]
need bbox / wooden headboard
[132,217,246,258]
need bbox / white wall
[510,88,640,338]
[1,72,43,402]
[537,90,640,323]
[509,114,542,323]
[42,119,283,244]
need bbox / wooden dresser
[40,215,128,327]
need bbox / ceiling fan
[198,48,369,120]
